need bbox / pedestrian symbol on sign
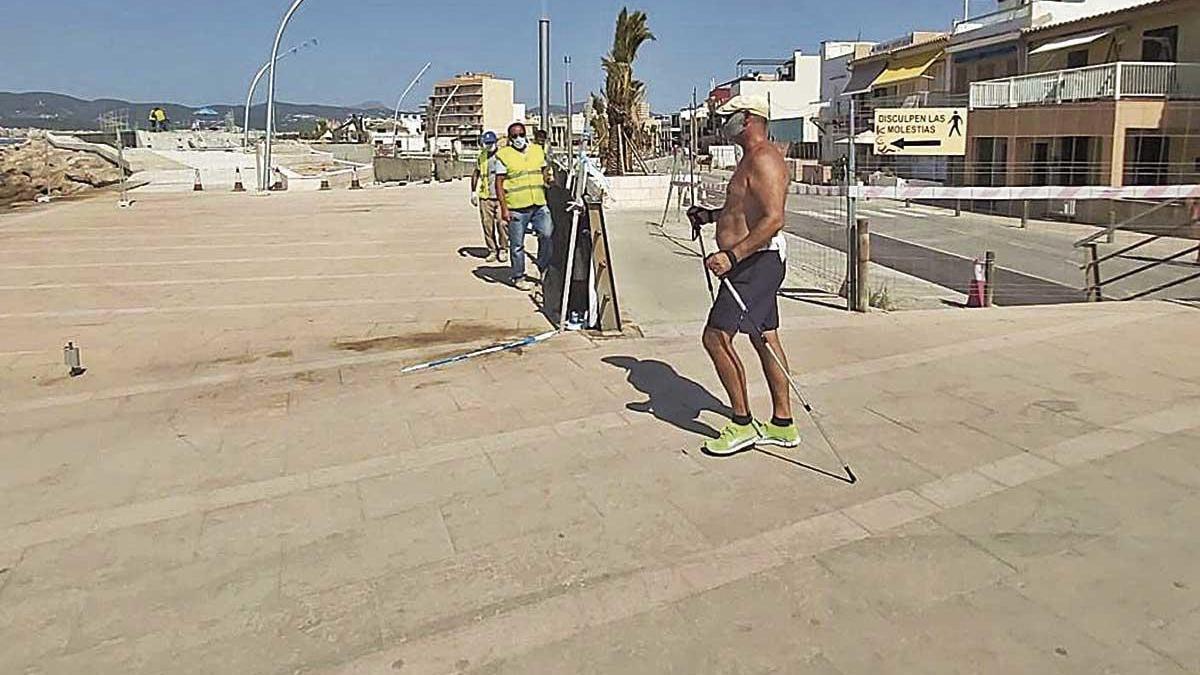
[949,111,964,137]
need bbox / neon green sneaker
[755,420,801,448]
[703,421,761,456]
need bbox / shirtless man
[687,94,797,456]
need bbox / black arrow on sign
[890,138,942,150]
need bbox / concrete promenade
[1,183,1199,674]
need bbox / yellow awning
[871,51,942,88]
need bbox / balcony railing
[970,62,1200,109]
[952,3,1031,34]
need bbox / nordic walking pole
[720,277,858,484]
[692,221,716,301]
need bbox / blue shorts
[706,251,786,335]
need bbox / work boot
[755,420,800,448]
[485,252,498,263]
[512,278,536,292]
[703,421,760,456]
[498,250,508,263]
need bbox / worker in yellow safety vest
[495,121,555,291]
[471,131,507,263]
[148,107,169,132]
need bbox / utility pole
[846,96,859,311]
[689,88,699,207]
[564,55,574,157]
[539,16,551,142]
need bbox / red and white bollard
[967,258,988,308]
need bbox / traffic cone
[192,169,203,192]
[349,168,363,190]
[232,168,246,192]
[966,258,988,308]
[319,178,331,191]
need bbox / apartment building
[841,32,953,180]
[966,0,1200,219]
[425,73,515,151]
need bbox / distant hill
[0,92,391,132]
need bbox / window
[974,137,1008,187]
[1031,142,1050,186]
[1126,134,1172,185]
[1053,137,1094,186]
[1142,26,1178,62]
[1066,49,1089,69]
[954,66,969,94]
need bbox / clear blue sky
[0,0,966,112]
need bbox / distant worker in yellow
[471,131,507,263]
[495,121,555,292]
[148,107,169,132]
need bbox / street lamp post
[262,0,307,193]
[392,62,432,158]
[431,83,461,154]
[244,38,316,150]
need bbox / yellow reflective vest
[476,149,494,199]
[496,144,547,209]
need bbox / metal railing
[953,3,1032,33]
[971,62,1200,109]
[1075,199,1200,301]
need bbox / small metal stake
[63,342,86,377]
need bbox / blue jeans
[507,205,553,281]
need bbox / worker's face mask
[720,112,747,142]
[510,135,528,151]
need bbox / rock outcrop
[0,136,125,206]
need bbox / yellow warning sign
[873,108,967,156]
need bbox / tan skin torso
[715,143,786,255]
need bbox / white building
[366,112,426,153]
[715,50,823,156]
[816,40,876,163]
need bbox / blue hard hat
[481,131,498,144]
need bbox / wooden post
[855,217,870,312]
[1085,243,1103,302]
[984,250,996,308]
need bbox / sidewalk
[2,183,1199,674]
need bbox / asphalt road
[784,194,1200,305]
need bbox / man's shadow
[603,356,730,439]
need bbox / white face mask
[510,136,528,151]
[720,112,748,142]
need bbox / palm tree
[595,8,655,175]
